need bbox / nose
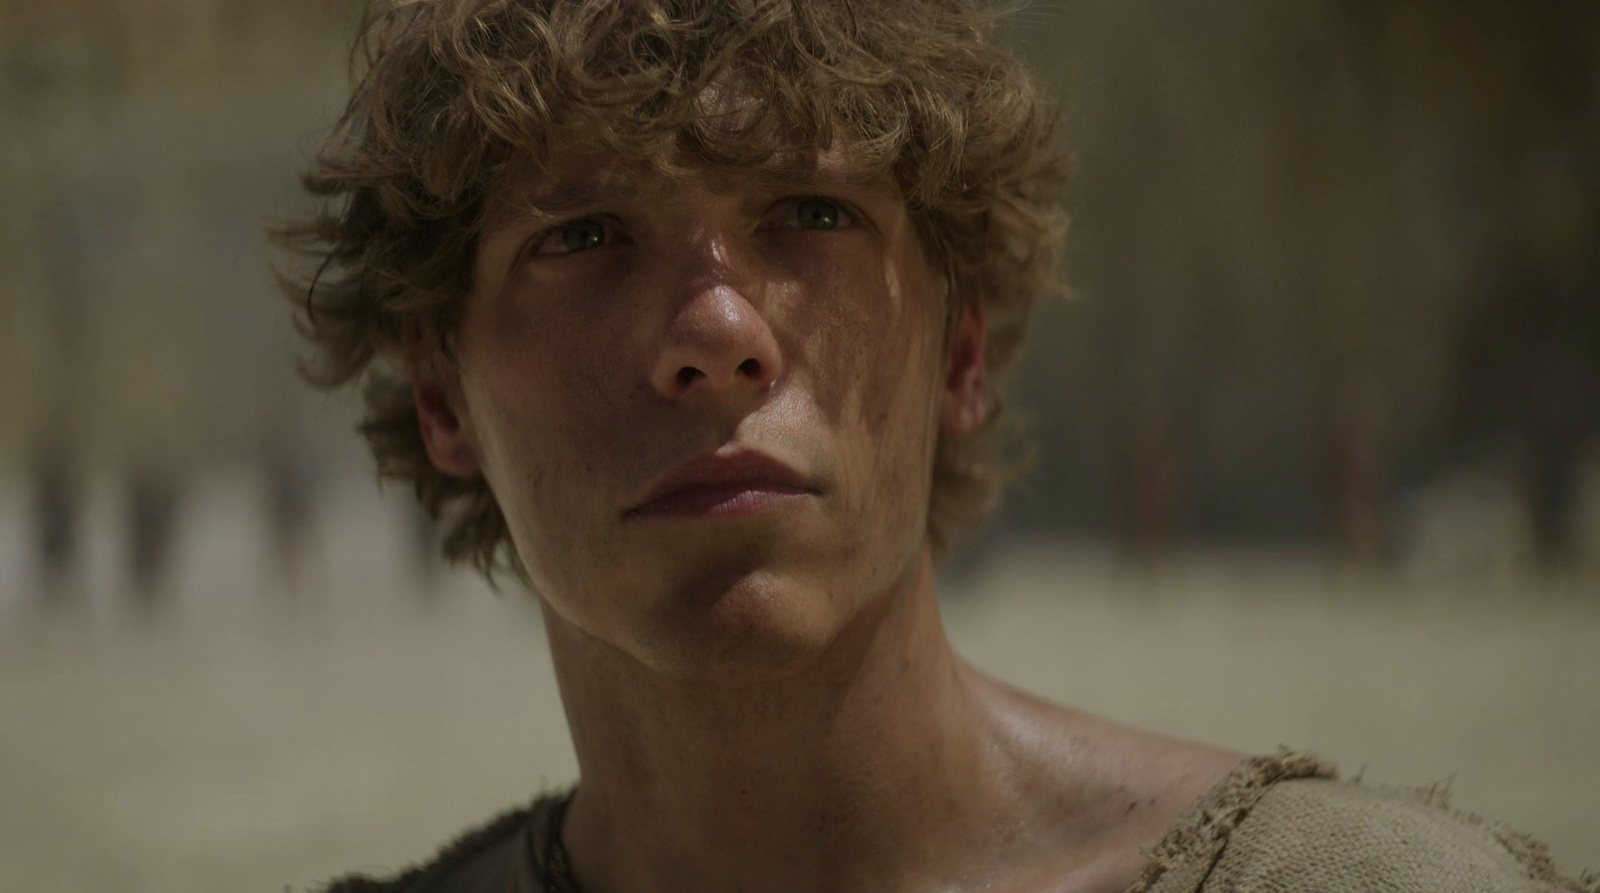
[650,253,783,403]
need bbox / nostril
[677,367,700,388]
[737,358,761,378]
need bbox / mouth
[626,447,819,520]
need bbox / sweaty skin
[413,152,1244,893]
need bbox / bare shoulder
[998,726,1248,893]
[975,678,1249,892]
[1076,721,1247,858]
[972,670,1246,840]
[1037,705,1248,831]
[1027,734,1328,893]
[1097,720,1249,817]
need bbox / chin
[529,512,926,684]
[633,562,858,685]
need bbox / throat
[549,558,1045,893]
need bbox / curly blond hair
[276,0,1066,581]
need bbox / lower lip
[629,484,815,519]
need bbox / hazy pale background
[1,1,1596,891]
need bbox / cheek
[781,242,945,433]
[460,304,563,474]
[462,279,639,462]
[454,296,625,549]
[794,245,946,525]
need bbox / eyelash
[530,216,628,256]
[772,196,859,231]
[526,196,862,259]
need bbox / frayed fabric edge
[1348,773,1595,892]
[1401,780,1596,893]
[1129,750,1596,893]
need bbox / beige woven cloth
[1132,751,1595,893]
[319,751,1596,893]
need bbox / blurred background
[1,1,1596,890]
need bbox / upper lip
[628,447,815,515]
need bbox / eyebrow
[491,157,898,230]
[520,179,644,218]
[738,161,898,198]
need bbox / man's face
[416,150,986,680]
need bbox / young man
[285,2,1592,891]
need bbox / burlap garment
[318,751,1596,892]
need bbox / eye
[778,197,856,231]
[532,216,622,255]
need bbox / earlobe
[405,328,482,479]
[939,301,989,438]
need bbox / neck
[543,552,1040,893]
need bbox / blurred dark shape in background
[30,426,78,605]
[1110,403,1183,565]
[0,0,1596,602]
[1002,0,1600,573]
[1451,256,1600,570]
[125,463,180,608]
[260,424,320,596]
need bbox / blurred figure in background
[261,425,321,597]
[29,427,80,608]
[124,462,182,610]
[405,497,441,601]
[1452,259,1600,572]
[1316,380,1390,565]
[1112,402,1184,566]
[1449,144,1600,574]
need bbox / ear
[939,300,988,438]
[405,324,482,479]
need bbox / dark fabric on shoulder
[317,793,570,893]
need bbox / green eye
[560,219,607,252]
[793,198,841,230]
[534,217,612,255]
